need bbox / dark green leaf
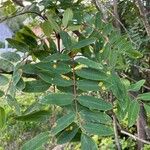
[76,57,103,70]
[0,59,14,72]
[51,112,75,135]
[0,90,4,97]
[0,107,6,128]
[1,52,21,62]
[76,68,107,81]
[7,38,29,52]
[57,126,78,144]
[128,100,140,127]
[71,38,96,49]
[40,93,74,106]
[82,122,113,136]
[60,31,72,50]
[23,80,50,93]
[81,134,98,150]
[42,53,70,62]
[21,132,50,150]
[77,80,99,91]
[79,110,112,124]
[78,95,112,111]
[0,74,9,86]
[6,94,20,115]
[15,110,50,122]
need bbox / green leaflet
[62,8,73,27]
[71,38,96,50]
[79,110,112,124]
[60,31,72,50]
[12,68,22,86]
[1,52,21,62]
[15,110,51,122]
[35,62,71,74]
[128,80,145,91]
[6,94,20,115]
[21,132,50,150]
[51,112,75,135]
[0,90,4,97]
[137,92,150,101]
[57,126,79,144]
[40,21,53,37]
[23,80,50,93]
[125,49,143,59]
[46,13,60,32]
[7,38,29,52]
[77,80,99,91]
[78,95,112,111]
[128,100,140,127]
[0,107,6,128]
[82,122,113,136]
[75,57,103,70]
[40,93,74,106]
[81,134,98,150]
[0,59,14,72]
[0,74,9,86]
[42,53,70,62]
[76,68,107,81]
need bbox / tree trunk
[137,104,147,150]
[135,0,150,36]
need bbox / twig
[121,130,150,145]
[0,11,46,23]
[113,115,122,150]
[120,72,150,90]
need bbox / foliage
[0,0,150,149]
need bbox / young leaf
[76,68,107,81]
[62,8,73,27]
[40,93,74,106]
[0,74,9,86]
[57,126,79,144]
[15,110,51,122]
[0,107,6,128]
[51,112,75,135]
[128,100,140,127]
[40,21,53,37]
[78,95,112,111]
[128,80,145,91]
[81,134,98,150]
[23,80,50,93]
[75,57,103,70]
[82,122,113,136]
[21,132,50,150]
[71,38,96,50]
[46,13,60,32]
[137,93,150,101]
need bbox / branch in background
[113,0,121,32]
[135,0,150,36]
[92,0,108,22]
[121,130,150,145]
